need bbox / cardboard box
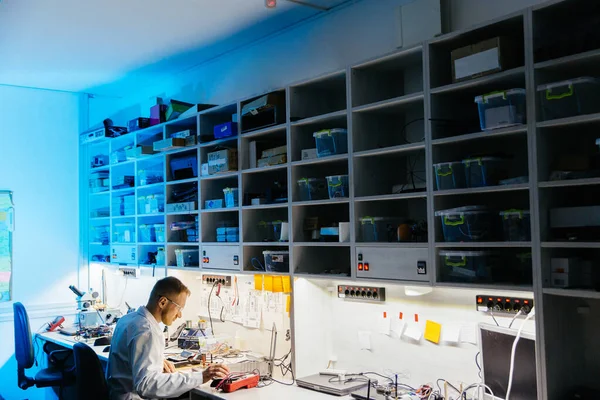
[208,149,238,175]
[261,145,287,159]
[201,163,209,177]
[166,202,196,213]
[214,122,238,139]
[258,153,286,168]
[170,129,195,139]
[185,135,198,146]
[451,37,509,82]
[153,138,185,152]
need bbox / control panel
[356,247,429,282]
[338,285,386,302]
[201,274,232,287]
[476,294,534,315]
[202,245,240,271]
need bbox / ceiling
[0,0,352,96]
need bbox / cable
[117,276,129,309]
[460,382,495,400]
[207,281,218,334]
[508,309,523,329]
[506,308,535,400]
[251,258,265,271]
[489,309,500,327]
[475,351,482,380]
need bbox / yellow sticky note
[0,212,5,222]
[254,275,263,291]
[272,276,283,292]
[263,275,274,292]
[285,295,291,313]
[282,276,292,293]
[424,320,442,344]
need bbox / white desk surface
[37,331,110,361]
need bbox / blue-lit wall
[0,85,81,400]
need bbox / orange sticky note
[282,276,292,293]
[285,295,291,313]
[254,275,263,291]
[272,276,283,292]
[264,275,274,292]
[424,320,442,344]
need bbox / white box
[202,245,239,271]
[111,245,137,264]
[301,148,317,160]
[339,222,350,243]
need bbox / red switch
[358,263,363,271]
[364,263,370,271]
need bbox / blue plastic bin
[223,188,239,208]
[462,157,507,187]
[474,89,526,131]
[297,178,328,201]
[434,161,466,190]
[326,175,349,198]
[439,250,493,283]
[313,129,348,157]
[435,206,494,242]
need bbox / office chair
[73,342,109,400]
[13,302,74,397]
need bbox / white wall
[0,85,81,400]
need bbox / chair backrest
[13,302,34,369]
[73,342,109,400]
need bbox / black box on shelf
[128,117,151,132]
[170,154,198,180]
[241,93,286,133]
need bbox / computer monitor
[479,323,537,400]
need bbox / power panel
[476,294,534,315]
[201,245,240,271]
[338,285,386,302]
[201,274,232,287]
[356,247,429,282]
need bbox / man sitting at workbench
[107,276,229,400]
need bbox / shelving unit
[80,2,600,397]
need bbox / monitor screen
[480,325,537,400]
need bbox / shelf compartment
[198,103,237,143]
[241,123,286,140]
[165,149,198,183]
[292,202,349,243]
[431,67,525,95]
[353,142,425,159]
[164,114,198,143]
[290,112,347,162]
[242,207,289,243]
[540,247,600,295]
[166,214,199,244]
[201,211,239,243]
[166,244,200,270]
[355,198,427,244]
[290,71,346,122]
[137,243,166,266]
[351,46,422,108]
[354,149,425,198]
[240,90,286,134]
[201,175,239,210]
[111,163,136,191]
[111,190,136,217]
[241,165,287,207]
[166,181,198,214]
[293,245,351,277]
[242,245,289,273]
[240,125,287,170]
[431,125,527,146]
[291,158,348,202]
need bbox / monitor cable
[505,307,535,400]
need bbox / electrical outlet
[202,274,232,287]
[476,294,534,315]
[337,285,385,302]
[119,267,141,278]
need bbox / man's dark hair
[149,276,190,304]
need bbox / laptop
[228,323,277,379]
[296,374,370,396]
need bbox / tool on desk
[94,336,111,346]
[296,373,371,396]
[46,316,65,332]
[228,323,277,379]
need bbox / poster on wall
[0,191,14,303]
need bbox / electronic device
[94,336,111,346]
[356,247,428,281]
[178,328,206,349]
[479,323,537,400]
[228,323,277,378]
[296,373,370,396]
[171,322,186,341]
[214,373,260,393]
[476,295,534,315]
[47,316,65,332]
[201,245,240,271]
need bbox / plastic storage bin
[359,217,402,242]
[263,251,289,272]
[326,175,349,198]
[462,157,507,187]
[223,188,239,208]
[435,206,494,242]
[139,224,156,242]
[439,251,493,283]
[113,223,135,243]
[175,249,199,268]
[297,178,328,201]
[538,77,600,121]
[154,224,165,242]
[500,209,531,241]
[474,89,526,131]
[313,129,348,157]
[434,162,466,190]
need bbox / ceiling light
[404,286,433,297]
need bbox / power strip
[476,294,534,315]
[119,266,141,278]
[202,274,232,287]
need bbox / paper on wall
[377,312,391,335]
[460,323,479,345]
[402,323,422,342]
[391,318,406,338]
[358,331,372,350]
[440,323,461,345]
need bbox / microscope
[70,285,121,328]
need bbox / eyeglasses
[163,296,184,312]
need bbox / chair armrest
[48,349,73,368]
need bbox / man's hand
[202,364,229,383]
[163,359,176,373]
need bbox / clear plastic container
[439,250,493,283]
[326,175,349,198]
[113,223,135,243]
[474,89,526,131]
[462,157,507,187]
[138,169,163,186]
[313,129,348,157]
[500,209,531,241]
[175,249,199,268]
[90,225,109,244]
[434,161,467,190]
[263,251,289,273]
[139,224,155,242]
[297,178,328,201]
[154,224,165,242]
[538,77,600,121]
[223,188,239,208]
[257,221,285,242]
[217,234,227,242]
[359,217,402,242]
[435,206,494,242]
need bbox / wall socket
[119,267,141,278]
[202,274,232,286]
[337,285,386,302]
[476,294,534,315]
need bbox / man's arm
[129,331,205,398]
